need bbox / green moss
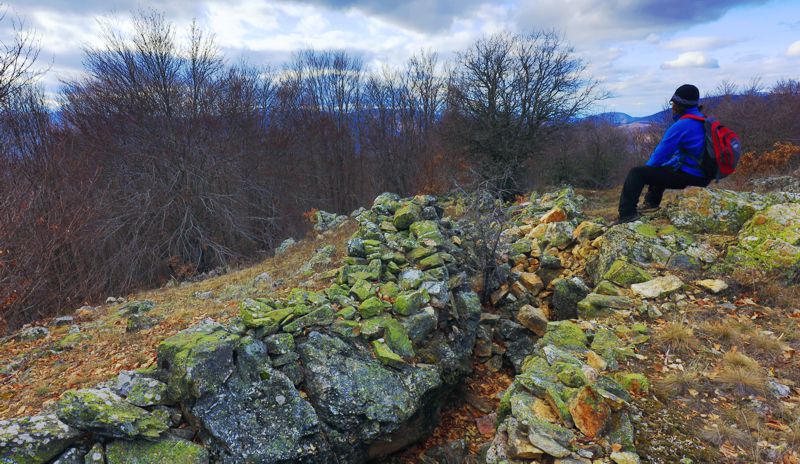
[383,319,414,358]
[634,223,658,238]
[56,389,168,439]
[358,297,387,318]
[157,324,240,400]
[613,372,651,395]
[554,362,587,388]
[372,340,405,368]
[393,290,424,316]
[55,333,90,351]
[539,321,588,351]
[106,436,208,463]
[393,203,422,230]
[602,259,652,286]
[409,220,445,245]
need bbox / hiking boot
[611,213,641,226]
[638,202,660,214]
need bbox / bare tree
[447,31,604,195]
[0,6,40,106]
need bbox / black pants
[619,166,711,217]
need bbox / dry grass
[714,351,766,395]
[653,365,705,400]
[700,320,745,345]
[747,331,786,357]
[654,321,700,354]
[0,221,357,419]
[700,422,753,449]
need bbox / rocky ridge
[2,185,799,463]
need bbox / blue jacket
[645,106,706,178]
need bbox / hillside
[1,183,799,464]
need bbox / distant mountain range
[588,95,740,127]
[584,110,669,126]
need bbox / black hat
[670,84,700,106]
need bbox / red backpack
[680,114,742,180]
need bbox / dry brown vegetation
[0,220,355,419]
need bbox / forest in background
[1,10,798,332]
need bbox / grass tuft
[653,365,704,401]
[654,321,699,354]
[715,350,766,395]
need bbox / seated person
[614,84,711,225]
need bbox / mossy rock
[55,333,90,351]
[372,340,405,368]
[538,321,588,352]
[393,204,422,230]
[594,280,625,296]
[349,279,375,302]
[281,305,335,333]
[613,372,651,395]
[667,187,758,234]
[106,436,208,463]
[577,293,634,318]
[393,290,425,316]
[383,319,414,358]
[0,414,79,464]
[602,259,653,286]
[723,203,800,275]
[239,299,290,332]
[157,323,240,401]
[358,297,387,318]
[55,389,168,439]
[409,220,445,245]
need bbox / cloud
[661,51,720,69]
[513,0,768,43]
[788,40,800,57]
[280,0,487,32]
[664,36,741,50]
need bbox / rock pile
[1,193,482,464]
[3,185,799,464]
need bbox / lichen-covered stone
[372,340,405,368]
[383,319,415,358]
[723,203,800,275]
[577,293,633,318]
[569,385,611,438]
[613,373,651,395]
[118,300,156,317]
[156,323,240,401]
[84,443,104,464]
[538,321,588,352]
[602,259,653,286]
[106,436,209,463]
[402,307,437,344]
[125,377,168,407]
[349,279,375,302]
[190,366,327,463]
[393,203,422,230]
[0,414,79,464]
[299,331,442,460]
[551,277,591,321]
[55,389,168,439]
[393,290,424,316]
[264,333,295,355]
[398,269,424,290]
[667,187,758,234]
[281,304,335,333]
[409,220,445,245]
[359,297,387,318]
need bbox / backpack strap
[679,114,705,122]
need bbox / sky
[1,0,798,116]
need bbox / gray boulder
[0,415,79,464]
[298,331,443,461]
[550,277,591,320]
